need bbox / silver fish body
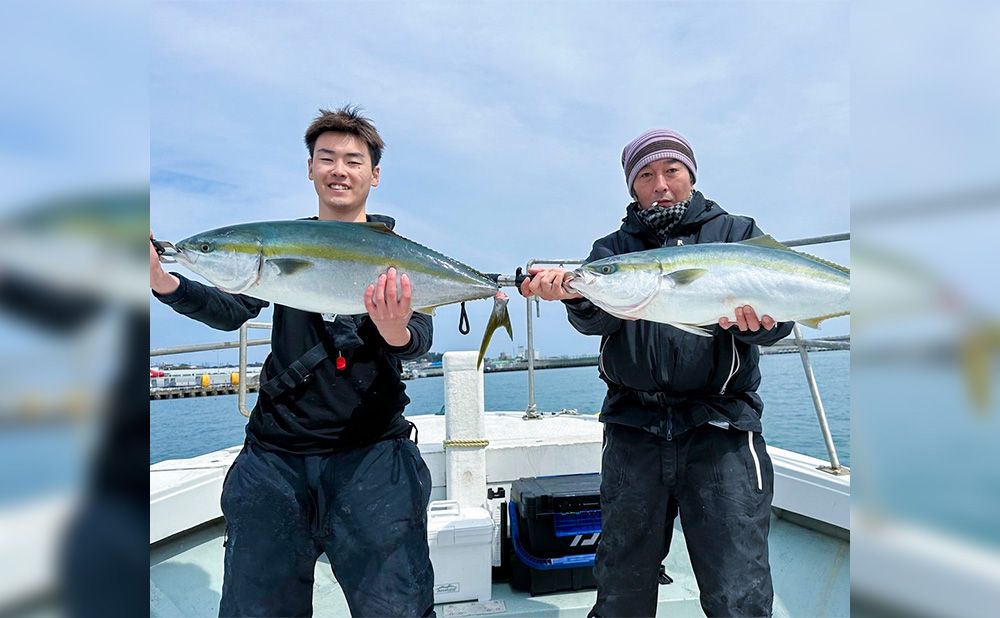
[173,220,499,315]
[566,236,849,335]
[172,219,510,366]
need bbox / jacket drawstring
[719,332,740,395]
[747,431,763,491]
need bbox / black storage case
[507,473,602,595]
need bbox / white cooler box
[427,500,495,604]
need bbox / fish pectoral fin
[477,295,513,368]
[668,322,714,337]
[265,258,313,275]
[414,306,438,316]
[798,310,850,329]
[664,268,709,286]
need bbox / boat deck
[150,413,849,617]
[150,509,848,617]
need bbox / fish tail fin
[960,320,1000,414]
[478,294,513,369]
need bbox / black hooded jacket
[563,191,793,438]
[153,214,433,454]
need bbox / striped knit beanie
[621,129,697,196]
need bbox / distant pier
[150,382,259,400]
[150,338,848,397]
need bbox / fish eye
[600,265,615,274]
[200,242,213,253]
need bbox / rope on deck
[442,438,490,448]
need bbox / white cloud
[150,1,851,353]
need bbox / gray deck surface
[150,512,848,617]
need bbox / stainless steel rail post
[238,321,272,417]
[238,323,249,417]
[793,324,847,474]
[522,259,584,419]
[525,294,540,419]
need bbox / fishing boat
[150,235,852,617]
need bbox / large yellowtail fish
[170,219,511,367]
[566,235,849,336]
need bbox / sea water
[150,350,850,467]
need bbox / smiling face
[307,131,380,221]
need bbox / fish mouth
[172,244,195,265]
[567,268,594,288]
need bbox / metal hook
[152,238,179,263]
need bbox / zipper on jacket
[748,431,763,491]
[719,332,740,395]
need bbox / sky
[149,1,851,364]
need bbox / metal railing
[149,322,271,415]
[149,232,850,473]
[238,322,272,417]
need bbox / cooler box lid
[426,500,494,547]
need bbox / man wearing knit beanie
[521,128,793,617]
[621,127,698,195]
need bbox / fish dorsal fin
[361,222,396,235]
[739,235,850,276]
[738,234,788,251]
[664,268,708,286]
[360,222,495,284]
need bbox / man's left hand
[719,305,775,332]
[365,267,413,347]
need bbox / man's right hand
[518,267,584,301]
[150,232,180,295]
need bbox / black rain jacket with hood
[563,191,794,439]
